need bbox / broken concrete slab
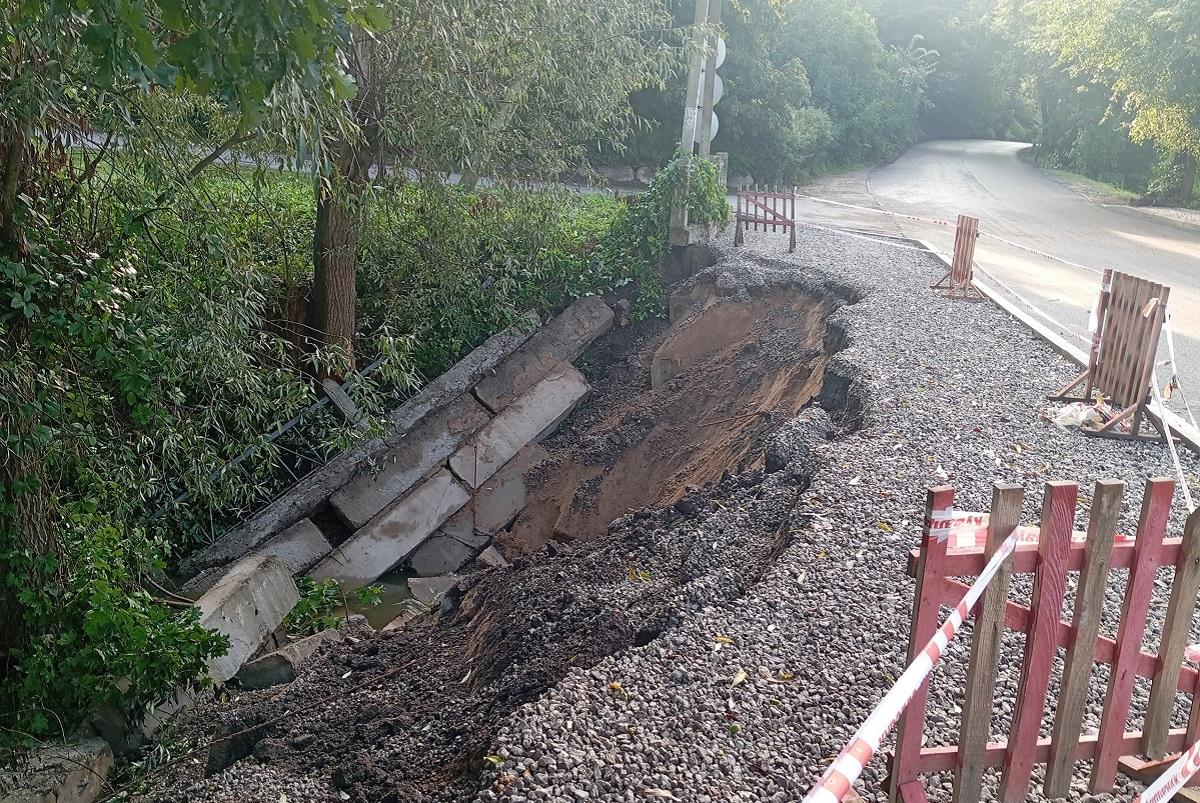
[473,296,610,412]
[0,738,113,803]
[330,394,490,529]
[180,312,539,579]
[473,444,547,534]
[310,470,470,589]
[450,364,589,489]
[650,355,682,388]
[478,545,511,568]
[408,575,462,607]
[382,599,427,632]
[408,534,479,576]
[183,518,334,597]
[195,554,300,684]
[437,507,488,548]
[235,629,341,690]
[257,518,333,574]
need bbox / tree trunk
[309,148,368,377]
[0,123,29,255]
[1179,151,1197,205]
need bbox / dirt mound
[502,287,834,553]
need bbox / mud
[144,260,865,803]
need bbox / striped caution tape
[1134,737,1200,803]
[801,523,1023,803]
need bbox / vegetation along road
[803,139,1200,413]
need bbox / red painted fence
[887,479,1200,803]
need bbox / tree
[305,0,679,368]
[0,0,368,733]
[1030,0,1200,202]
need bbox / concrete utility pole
[671,0,722,246]
[678,0,712,154]
[697,0,722,157]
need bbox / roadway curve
[801,139,1200,421]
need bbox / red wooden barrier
[734,184,797,252]
[886,479,1200,803]
[930,215,983,300]
[1051,269,1171,442]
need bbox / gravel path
[474,226,1200,803]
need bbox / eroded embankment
[149,259,868,803]
[504,283,839,552]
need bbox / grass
[1045,168,1139,202]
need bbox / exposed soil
[141,265,862,803]
[502,284,835,553]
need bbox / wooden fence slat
[888,487,956,803]
[1145,508,1200,757]
[999,481,1078,803]
[1100,273,1132,402]
[1108,278,1147,410]
[1117,277,1155,409]
[1189,668,1200,746]
[953,484,1025,803]
[1044,480,1125,798]
[1131,286,1168,434]
[1084,269,1113,402]
[1090,478,1175,793]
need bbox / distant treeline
[606,0,1198,206]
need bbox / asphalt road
[794,139,1200,424]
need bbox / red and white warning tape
[801,521,1022,803]
[1135,737,1200,803]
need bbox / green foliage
[284,578,380,636]
[614,0,932,183]
[284,578,345,635]
[590,153,729,319]
[5,510,228,739]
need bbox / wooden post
[1044,480,1125,797]
[953,483,1024,803]
[999,481,1077,803]
[888,487,955,803]
[1090,478,1175,792]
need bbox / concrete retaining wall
[182,296,613,593]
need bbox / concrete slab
[236,629,341,689]
[474,296,610,412]
[382,599,427,632]
[260,518,331,572]
[437,507,488,547]
[478,545,511,568]
[408,534,479,576]
[310,470,470,589]
[650,355,682,388]
[474,444,547,534]
[181,312,539,578]
[181,518,333,597]
[330,395,490,529]
[195,554,299,684]
[0,738,113,803]
[408,575,462,607]
[450,364,589,489]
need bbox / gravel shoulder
[478,227,1200,803]
[136,224,1200,803]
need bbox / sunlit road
[798,139,1200,420]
